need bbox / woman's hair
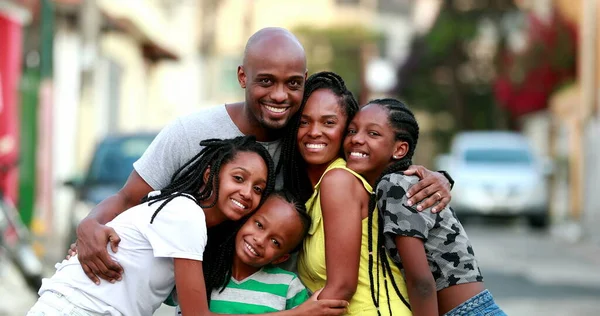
[279,71,359,202]
[142,136,276,223]
[203,189,312,304]
[364,98,419,314]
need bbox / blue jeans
[444,289,506,316]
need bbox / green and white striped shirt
[173,265,308,314]
[209,265,308,313]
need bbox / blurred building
[546,0,600,242]
[201,0,415,102]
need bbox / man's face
[238,50,306,130]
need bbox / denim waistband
[444,289,499,316]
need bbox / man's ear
[238,65,247,88]
[393,141,409,160]
[203,167,211,183]
[270,253,291,265]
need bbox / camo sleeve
[377,173,436,241]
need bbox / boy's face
[234,196,304,268]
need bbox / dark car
[64,132,157,246]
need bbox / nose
[350,131,365,145]
[308,124,322,138]
[239,184,252,201]
[253,233,266,248]
[270,84,287,104]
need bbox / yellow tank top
[297,158,412,315]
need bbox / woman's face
[296,89,347,167]
[214,151,268,221]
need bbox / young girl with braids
[29,136,347,316]
[344,99,505,316]
[281,72,416,315]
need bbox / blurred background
[1,0,600,315]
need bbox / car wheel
[527,212,549,229]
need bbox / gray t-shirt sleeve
[377,174,433,241]
[133,117,191,190]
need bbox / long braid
[140,136,276,305]
[280,71,359,202]
[365,98,419,312]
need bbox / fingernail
[406,192,412,198]
[95,281,100,285]
[417,205,422,211]
[432,208,437,213]
[110,279,115,284]
[407,200,413,206]
[117,276,122,281]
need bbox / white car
[437,131,551,228]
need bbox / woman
[281,72,452,315]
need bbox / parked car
[436,131,552,228]
[64,132,157,246]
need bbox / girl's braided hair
[364,98,419,314]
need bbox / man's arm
[74,170,153,284]
[404,166,453,213]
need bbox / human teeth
[231,199,246,209]
[306,143,326,149]
[245,242,258,256]
[350,152,368,158]
[265,105,286,113]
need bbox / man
[72,27,452,285]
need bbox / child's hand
[294,289,349,316]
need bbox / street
[2,220,600,315]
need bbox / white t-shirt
[39,193,207,316]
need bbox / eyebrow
[255,73,304,81]
[301,114,339,120]
[232,167,267,184]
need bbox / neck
[231,255,260,281]
[306,159,337,187]
[226,102,279,142]
[201,205,228,228]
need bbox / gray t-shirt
[134,105,282,190]
[377,173,483,291]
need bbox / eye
[347,129,357,135]
[259,78,272,85]
[289,80,301,89]
[368,131,380,137]
[325,120,336,126]
[253,186,264,194]
[299,120,309,126]
[255,221,263,229]
[233,175,244,182]
[271,238,280,247]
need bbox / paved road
[2,220,600,315]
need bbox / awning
[97,0,180,61]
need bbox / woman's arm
[395,236,438,316]
[174,259,348,316]
[317,169,365,301]
[174,258,211,316]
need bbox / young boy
[173,190,315,314]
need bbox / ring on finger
[435,192,442,200]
